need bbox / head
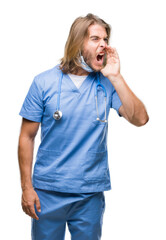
[60,13,111,74]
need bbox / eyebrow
[90,35,108,40]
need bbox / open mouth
[96,53,105,64]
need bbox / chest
[41,74,112,129]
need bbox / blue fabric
[111,85,122,117]
[31,188,105,240]
[19,65,122,193]
[80,55,94,72]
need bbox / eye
[104,38,108,43]
[92,37,99,41]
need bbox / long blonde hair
[60,13,111,74]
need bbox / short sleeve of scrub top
[110,86,122,117]
[19,76,44,122]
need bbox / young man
[18,13,149,240]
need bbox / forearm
[109,73,149,125]
[18,136,34,191]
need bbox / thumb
[35,196,41,212]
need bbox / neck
[69,67,89,76]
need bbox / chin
[92,66,103,72]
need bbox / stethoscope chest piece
[95,72,108,123]
[52,70,108,122]
[53,110,62,120]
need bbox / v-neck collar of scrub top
[64,72,96,96]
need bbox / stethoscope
[53,72,107,122]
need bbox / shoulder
[34,65,61,89]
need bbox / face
[81,24,108,72]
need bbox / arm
[18,118,41,220]
[101,46,149,127]
[111,74,149,126]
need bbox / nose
[99,39,107,49]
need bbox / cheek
[86,52,95,64]
[84,42,97,53]
[89,42,98,51]
[83,49,92,61]
[86,45,97,59]
[82,42,98,63]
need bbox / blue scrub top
[19,65,122,193]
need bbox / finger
[113,48,119,58]
[35,197,41,212]
[106,46,119,58]
[105,47,118,59]
[22,205,27,214]
[22,199,39,220]
[111,57,117,63]
[22,205,32,217]
[22,203,28,214]
[29,206,39,220]
[105,45,112,53]
[27,208,33,217]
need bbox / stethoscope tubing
[95,73,107,97]
[57,71,63,111]
[53,71,107,122]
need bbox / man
[18,13,149,240]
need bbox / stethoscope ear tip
[96,117,108,123]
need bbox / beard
[83,52,97,72]
[83,51,104,72]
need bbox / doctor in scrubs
[18,13,149,240]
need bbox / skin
[18,119,40,220]
[18,23,149,220]
[77,24,149,126]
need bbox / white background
[0,0,166,239]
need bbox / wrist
[22,187,34,192]
[21,183,33,192]
[107,73,122,83]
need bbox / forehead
[87,24,107,37]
